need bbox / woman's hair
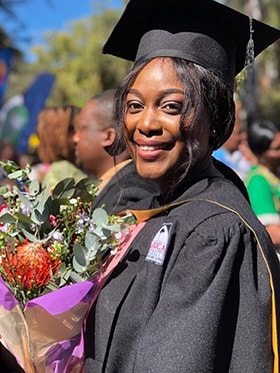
[113,58,234,151]
[110,57,234,182]
[37,105,80,164]
[247,120,278,155]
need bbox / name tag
[146,223,172,265]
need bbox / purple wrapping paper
[26,281,95,314]
[0,276,19,310]
[0,276,100,373]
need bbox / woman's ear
[101,128,117,147]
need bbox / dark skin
[124,58,212,194]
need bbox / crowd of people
[1,0,280,372]
[213,107,280,256]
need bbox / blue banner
[16,73,56,154]
[0,47,14,107]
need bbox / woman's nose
[137,109,162,136]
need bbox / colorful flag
[17,72,56,154]
[0,47,14,107]
[0,94,28,148]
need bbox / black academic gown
[91,161,159,214]
[85,163,280,373]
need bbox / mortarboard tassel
[243,17,259,125]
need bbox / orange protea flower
[1,240,62,291]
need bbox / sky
[1,0,123,61]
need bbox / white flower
[0,223,9,232]
[53,231,64,241]
[20,203,31,216]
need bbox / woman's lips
[134,141,172,160]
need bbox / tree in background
[3,0,280,120]
[11,9,132,107]
[225,0,280,127]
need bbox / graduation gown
[91,160,159,214]
[85,163,280,373]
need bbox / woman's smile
[125,58,186,184]
[134,139,175,160]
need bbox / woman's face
[124,58,211,190]
[262,132,280,172]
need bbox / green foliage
[0,160,134,305]
[226,0,280,124]
[4,0,280,122]
[29,9,132,106]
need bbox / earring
[212,128,216,134]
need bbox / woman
[85,0,280,372]
[36,105,87,189]
[245,120,280,249]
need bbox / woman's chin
[136,167,161,181]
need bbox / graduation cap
[103,0,280,87]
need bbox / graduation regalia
[85,164,280,372]
[91,160,159,214]
[85,0,280,371]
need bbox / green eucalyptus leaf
[31,191,52,223]
[57,262,66,274]
[28,179,41,196]
[52,178,75,199]
[92,226,106,240]
[85,231,100,254]
[75,177,100,191]
[92,208,108,226]
[74,189,94,203]
[0,161,31,181]
[17,190,33,209]
[49,197,69,216]
[34,187,52,207]
[73,256,88,274]
[0,212,16,223]
[44,282,59,292]
[7,170,26,180]
[21,228,39,242]
[100,227,112,239]
[0,186,9,195]
[102,224,123,232]
[69,270,84,282]
[0,160,19,173]
[32,209,47,224]
[73,244,89,267]
[15,211,34,225]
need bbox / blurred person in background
[244,119,280,251]
[213,98,254,179]
[36,105,87,189]
[73,89,159,214]
[0,139,20,188]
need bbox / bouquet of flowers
[0,160,136,373]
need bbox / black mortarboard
[103,0,280,86]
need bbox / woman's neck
[159,156,214,202]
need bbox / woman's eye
[162,102,183,114]
[126,101,143,113]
